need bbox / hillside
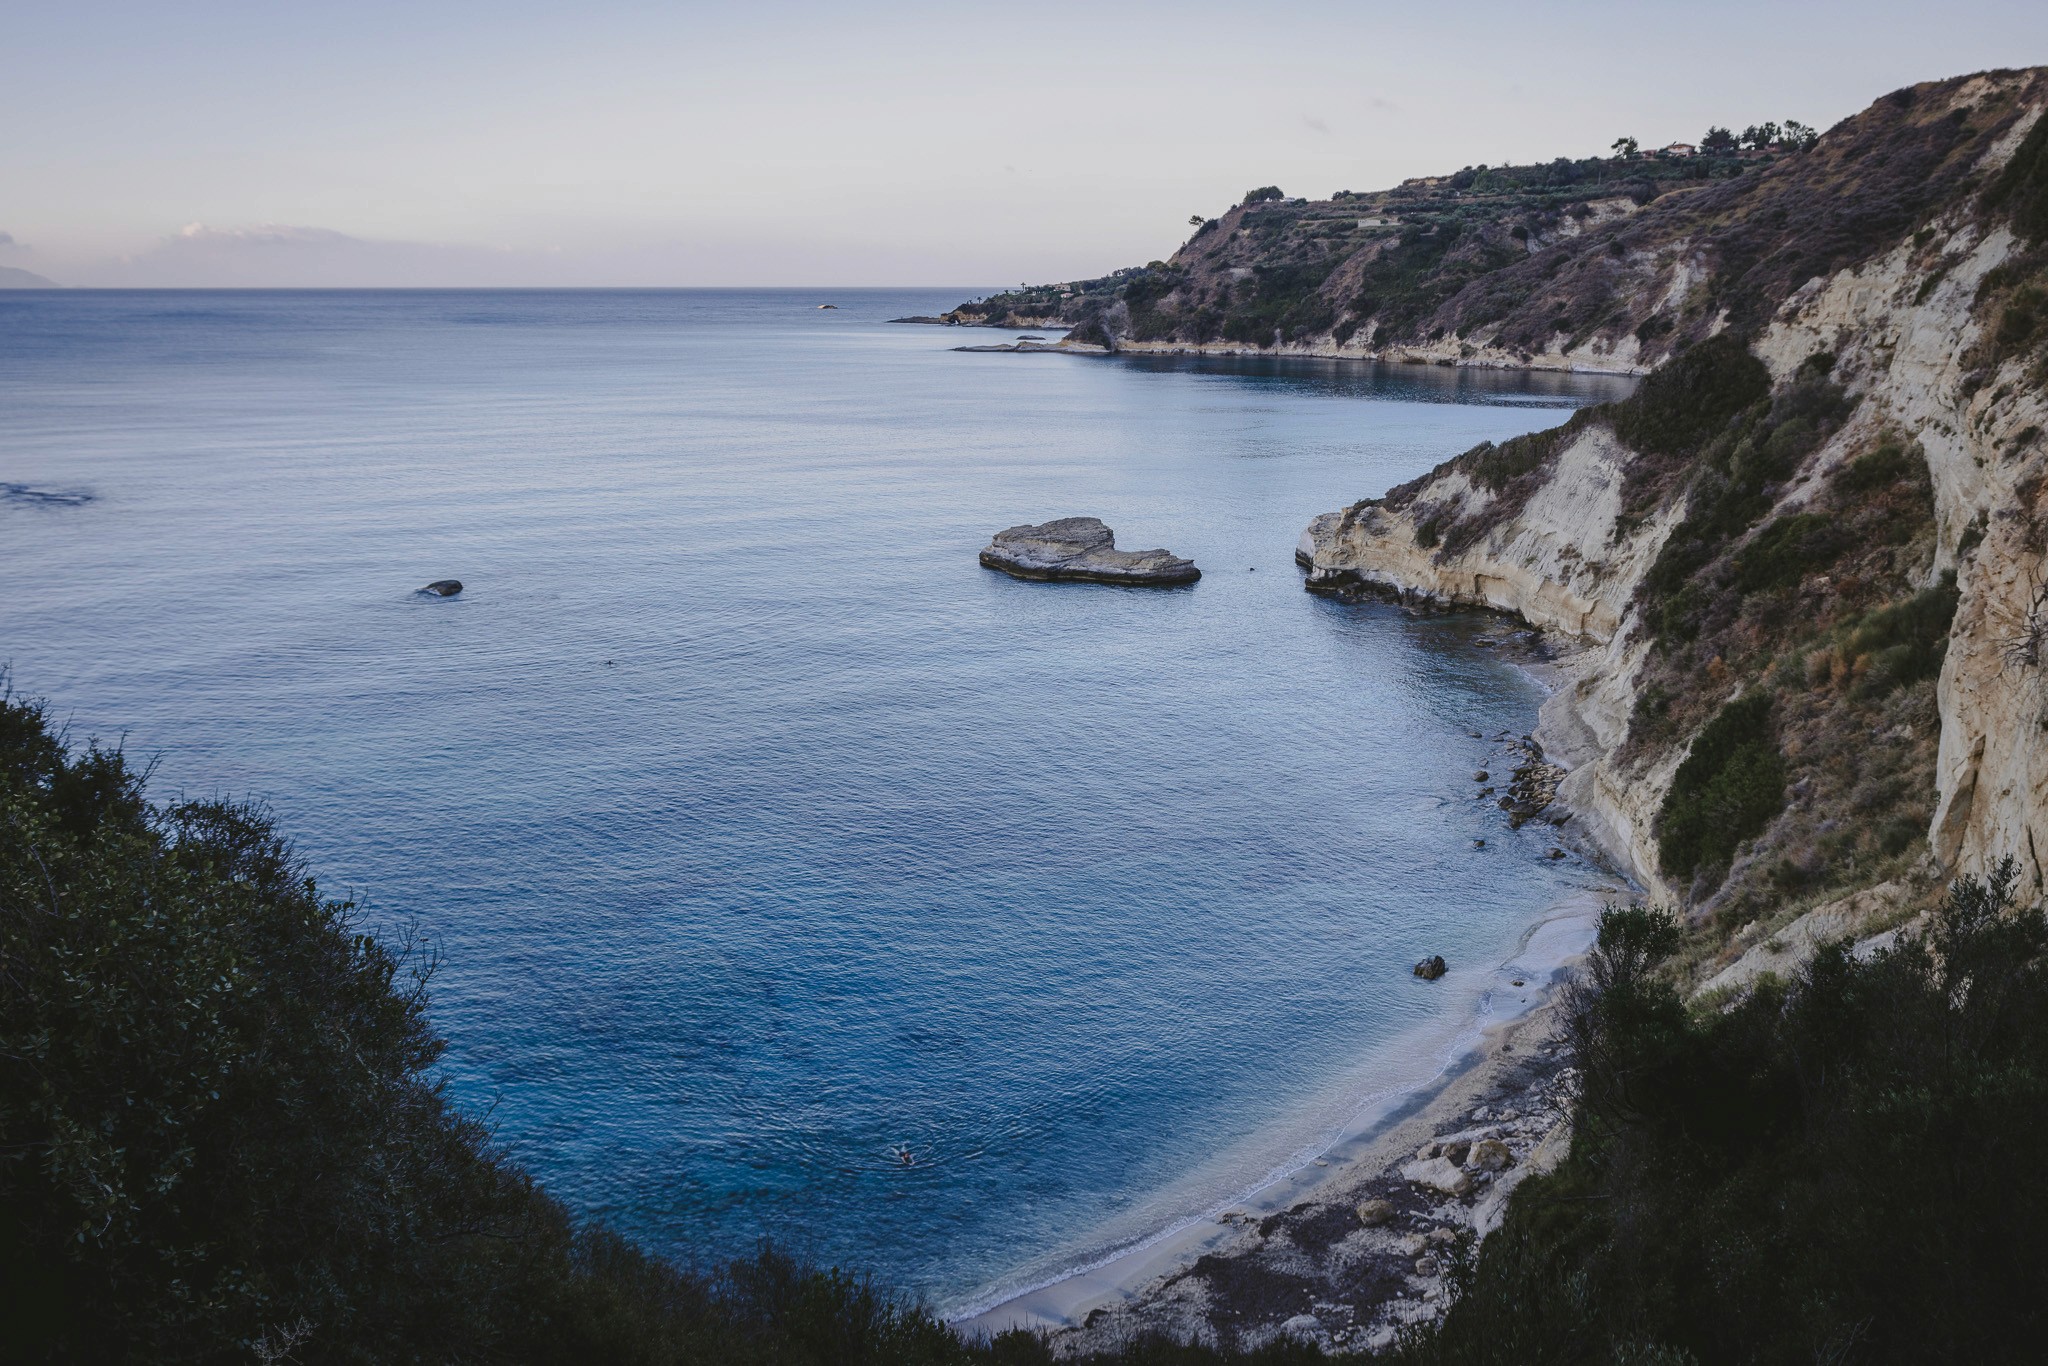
[1290,67,2048,962]
[949,81,2034,380]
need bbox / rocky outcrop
[1297,426,1688,899]
[419,580,463,597]
[1297,69,2048,927]
[979,517,1200,586]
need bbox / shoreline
[908,318,1648,377]
[955,629,1627,1352]
[954,886,1613,1352]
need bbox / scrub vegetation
[11,690,2046,1363]
[0,687,1336,1365]
[1387,877,2048,1366]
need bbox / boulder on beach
[1413,955,1448,980]
[1355,1197,1395,1227]
[979,516,1199,587]
[419,580,463,597]
[1400,1155,1473,1196]
[1279,1314,1322,1342]
[1467,1138,1514,1172]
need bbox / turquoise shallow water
[0,289,1630,1309]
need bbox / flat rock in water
[979,516,1199,587]
[419,579,464,597]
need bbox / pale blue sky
[5,0,2046,286]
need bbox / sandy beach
[956,885,1614,1355]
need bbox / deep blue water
[0,289,1631,1310]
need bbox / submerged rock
[1413,955,1448,981]
[979,517,1199,586]
[419,579,464,597]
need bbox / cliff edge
[1298,70,2048,958]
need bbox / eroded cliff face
[1299,69,2048,930]
[1298,425,1692,900]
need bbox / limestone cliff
[1298,69,2048,948]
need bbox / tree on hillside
[1701,125,1738,154]
[1740,120,1783,150]
[1784,119,1820,151]
[1611,136,1640,158]
[1240,186,1284,206]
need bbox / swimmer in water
[895,1147,914,1167]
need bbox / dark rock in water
[2,483,92,508]
[1413,955,1448,981]
[980,517,1199,587]
[419,580,463,597]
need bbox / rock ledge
[979,517,1199,587]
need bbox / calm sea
[0,289,1631,1312]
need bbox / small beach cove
[0,287,1633,1313]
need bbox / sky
[5,0,2047,288]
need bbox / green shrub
[1396,865,2048,1366]
[1657,693,1787,882]
[1846,571,1959,696]
[1459,426,1569,491]
[1730,512,1842,592]
[1607,334,1772,457]
[1984,104,2048,245]
[1836,438,1917,492]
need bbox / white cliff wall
[1298,101,2048,900]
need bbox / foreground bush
[1397,869,2048,1365]
[15,676,2045,1364]
[0,688,1335,1364]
